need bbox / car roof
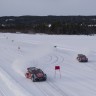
[28,67,43,73]
[78,54,85,56]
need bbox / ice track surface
[0,33,96,96]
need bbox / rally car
[77,54,88,62]
[25,67,47,82]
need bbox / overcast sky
[0,0,96,16]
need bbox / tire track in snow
[31,54,62,96]
[0,66,35,96]
[58,55,96,95]
[34,83,54,96]
[57,47,96,72]
[47,81,69,96]
[0,78,14,96]
[34,82,65,96]
[53,50,96,96]
[0,42,54,96]
[41,53,64,70]
[0,43,34,95]
[46,54,69,96]
[35,51,68,96]
[0,90,5,96]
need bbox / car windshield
[81,55,86,57]
[35,69,43,74]
[78,54,85,57]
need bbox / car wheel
[31,75,36,82]
[44,74,47,80]
[33,78,36,82]
[79,58,81,62]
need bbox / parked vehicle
[77,54,88,62]
[25,67,47,82]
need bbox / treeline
[0,15,96,35]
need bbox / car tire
[33,78,36,82]
[79,58,81,62]
[44,74,47,80]
[31,75,36,82]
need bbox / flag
[55,66,60,70]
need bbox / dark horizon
[0,15,96,18]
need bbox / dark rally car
[77,54,88,62]
[25,67,47,82]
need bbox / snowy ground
[0,33,96,96]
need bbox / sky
[0,0,96,16]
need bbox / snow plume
[12,43,54,76]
